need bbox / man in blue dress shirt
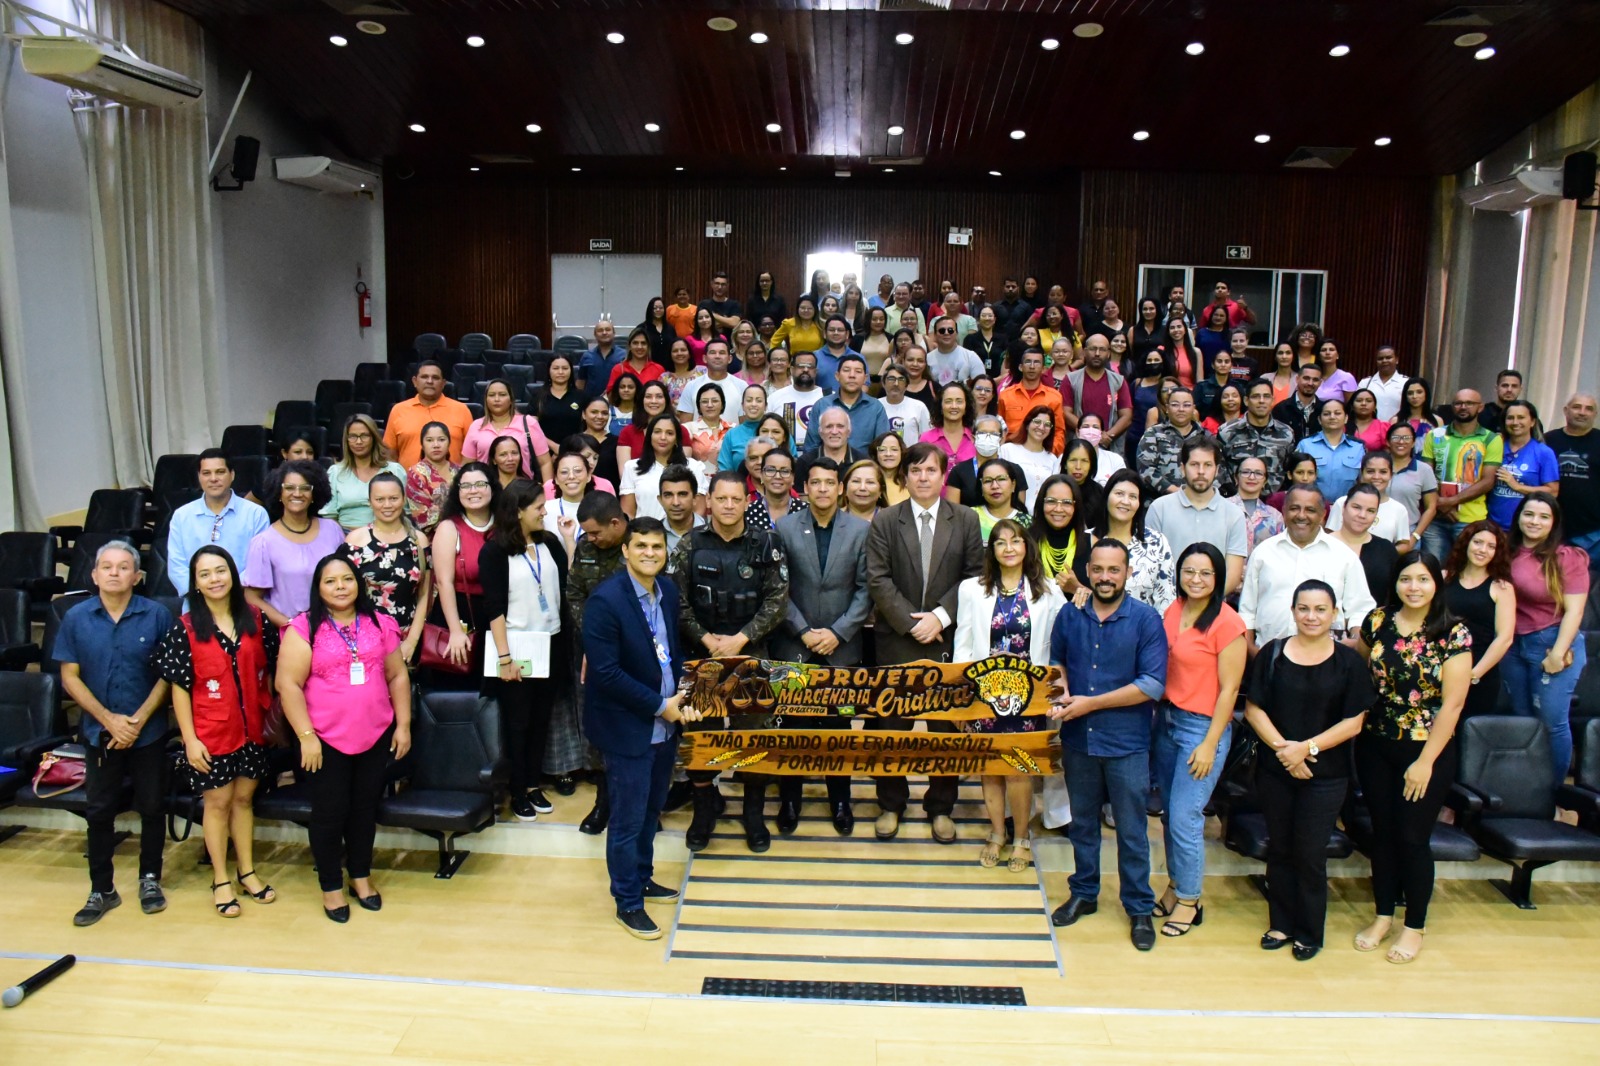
[166,449,268,596]
[1047,538,1169,951]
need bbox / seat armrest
[1447,781,1490,815]
[477,764,497,787]
[10,733,75,767]
[48,525,83,551]
[1556,784,1600,821]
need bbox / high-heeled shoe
[211,881,240,919]
[236,869,276,904]
[1160,900,1203,937]
[350,883,382,912]
[323,903,350,923]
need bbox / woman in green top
[1352,551,1472,966]
[323,414,406,531]
[972,458,1030,542]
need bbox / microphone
[3,954,75,1007]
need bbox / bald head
[1083,333,1110,368]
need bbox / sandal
[236,869,276,904]
[1353,916,1394,952]
[211,881,241,919]
[1160,899,1204,937]
[979,832,1004,868]
[1007,837,1033,873]
[1386,928,1425,965]
[1153,886,1177,918]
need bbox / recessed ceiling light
[355,19,384,35]
[466,35,485,48]
[1454,32,1488,48]
[644,123,660,132]
[1328,44,1350,57]
[884,167,895,173]
[1254,133,1271,144]
[408,123,425,133]
[887,125,905,136]
[605,32,624,44]
[1132,130,1150,141]
[1475,45,1496,60]
[1041,37,1060,50]
[329,35,348,47]
[895,32,914,45]
[1009,130,1026,140]
[1185,42,1205,56]
[1374,136,1393,147]
[988,170,1002,177]
[571,167,582,172]
[469,166,480,172]
[675,166,684,172]
[525,123,542,134]
[749,31,768,44]
[707,16,737,32]
[1074,23,1104,38]
[766,123,782,133]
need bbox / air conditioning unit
[1458,166,1565,212]
[273,156,380,195]
[19,36,202,108]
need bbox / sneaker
[526,788,554,815]
[73,889,121,927]
[138,875,167,915]
[615,907,662,940]
[510,795,538,822]
[642,879,680,904]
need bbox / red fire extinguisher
[356,281,372,330]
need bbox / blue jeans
[1062,745,1155,916]
[1421,519,1467,564]
[1500,625,1587,785]
[1152,705,1230,900]
[1569,529,1600,569]
[603,739,676,911]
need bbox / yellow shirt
[771,317,825,355]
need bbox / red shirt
[1059,372,1133,430]
[1200,300,1248,328]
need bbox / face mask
[974,432,1001,457]
[1079,425,1103,448]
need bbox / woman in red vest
[155,545,278,918]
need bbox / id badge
[537,589,551,614]
[655,639,671,665]
[349,661,366,686]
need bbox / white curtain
[0,44,41,529]
[77,0,224,486]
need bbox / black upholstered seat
[377,689,500,878]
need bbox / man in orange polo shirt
[382,359,474,468]
[996,348,1065,453]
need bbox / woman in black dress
[1442,521,1516,719]
[532,354,585,445]
[342,472,431,663]
[1243,579,1373,961]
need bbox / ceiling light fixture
[1185,42,1205,56]
[355,20,384,35]
[749,31,768,44]
[1254,133,1271,144]
[526,123,542,133]
[466,35,485,48]
[571,167,582,172]
[887,125,904,136]
[1009,129,1026,140]
[329,35,348,47]
[1455,32,1488,48]
[408,123,425,133]
[895,32,914,45]
[988,170,1002,176]
[469,166,480,172]
[884,167,895,173]
[1328,44,1350,57]
[1374,136,1392,147]
[1041,37,1060,50]
[707,17,737,32]
[1475,45,1496,60]
[1073,23,1104,38]
[779,166,787,171]
[675,166,684,171]
[1132,130,1150,141]
[644,122,660,132]
[605,32,624,44]
[766,123,782,133]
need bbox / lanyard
[523,548,551,613]
[331,615,361,659]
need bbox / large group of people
[52,268,1595,963]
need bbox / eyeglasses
[1180,568,1216,580]
[282,485,313,497]
[935,327,956,335]
[981,477,1012,487]
[347,432,372,442]
[762,467,793,478]
[1042,498,1075,509]
[209,513,226,542]
[1239,469,1266,478]
[459,480,492,490]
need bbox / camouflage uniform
[1136,423,1220,495]
[564,538,622,635]
[1218,417,1298,490]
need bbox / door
[550,254,663,343]
[863,257,921,298]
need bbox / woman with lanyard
[342,472,431,664]
[1245,579,1373,961]
[156,545,279,918]
[428,463,499,679]
[277,554,411,923]
[544,449,597,551]
[998,404,1061,510]
[405,421,458,535]
[962,305,1006,377]
[1030,474,1093,599]
[616,380,688,470]
[532,354,585,444]
[479,479,571,822]
[463,378,554,484]
[323,414,406,532]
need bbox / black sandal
[1160,900,1204,937]
[236,869,276,904]
[1152,887,1176,918]
[212,881,241,918]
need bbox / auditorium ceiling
[161,1,1600,180]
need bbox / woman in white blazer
[954,518,1066,873]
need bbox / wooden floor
[3,782,1599,1063]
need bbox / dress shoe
[930,814,957,844]
[662,779,694,813]
[1292,942,1320,962]
[874,809,901,839]
[1260,931,1293,950]
[615,908,662,940]
[553,774,578,797]
[351,885,382,912]
[743,816,771,853]
[579,779,609,835]
[642,879,680,904]
[1050,897,1097,927]
[831,801,855,836]
[324,904,351,924]
[685,785,717,852]
[775,800,801,835]
[1130,915,1156,951]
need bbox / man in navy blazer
[582,517,698,940]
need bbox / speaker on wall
[1562,151,1596,205]
[212,135,261,192]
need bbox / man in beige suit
[865,442,985,842]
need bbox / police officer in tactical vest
[667,469,790,853]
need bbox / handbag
[258,696,291,748]
[420,588,479,675]
[31,744,86,799]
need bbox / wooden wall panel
[1077,170,1436,378]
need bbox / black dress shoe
[351,885,382,912]
[1260,932,1293,950]
[1050,898,1098,927]
[579,781,610,835]
[1292,942,1321,962]
[553,774,578,797]
[831,801,854,836]
[743,816,771,853]
[775,800,800,835]
[324,905,351,924]
[1130,915,1156,951]
[662,779,694,813]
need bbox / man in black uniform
[668,469,790,852]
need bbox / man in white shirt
[167,449,269,595]
[925,316,986,386]
[1238,485,1376,653]
[1145,439,1248,593]
[1356,345,1409,422]
[767,350,828,447]
[675,339,744,421]
[878,362,931,443]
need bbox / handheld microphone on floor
[2,954,75,1007]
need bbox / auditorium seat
[313,379,354,427]
[220,424,269,459]
[1452,716,1600,908]
[458,333,492,359]
[332,401,373,429]
[1571,719,1600,835]
[271,402,317,443]
[1570,631,1600,715]
[370,380,405,426]
[505,334,541,361]
[413,333,446,359]
[1342,803,1481,864]
[0,589,39,671]
[49,488,147,556]
[252,774,315,827]
[502,364,535,398]
[230,455,271,502]
[351,362,392,402]
[0,532,64,622]
[64,532,145,594]
[451,363,486,397]
[0,672,65,844]
[552,335,586,357]
[377,689,500,878]
[41,592,92,688]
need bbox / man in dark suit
[582,517,698,941]
[772,457,872,835]
[865,442,985,842]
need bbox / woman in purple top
[277,554,411,924]
[243,460,347,628]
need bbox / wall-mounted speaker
[1562,151,1596,204]
[212,135,261,192]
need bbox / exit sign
[589,238,614,252]
[1226,245,1252,260]
[855,240,879,254]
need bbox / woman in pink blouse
[461,379,553,483]
[277,554,411,924]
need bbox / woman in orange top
[664,287,697,341]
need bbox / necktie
[919,510,934,604]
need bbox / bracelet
[297,729,316,739]
[498,654,513,662]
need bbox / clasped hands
[1274,739,1317,780]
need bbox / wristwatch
[1307,740,1320,758]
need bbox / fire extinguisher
[355,281,372,331]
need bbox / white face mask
[974,432,1002,457]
